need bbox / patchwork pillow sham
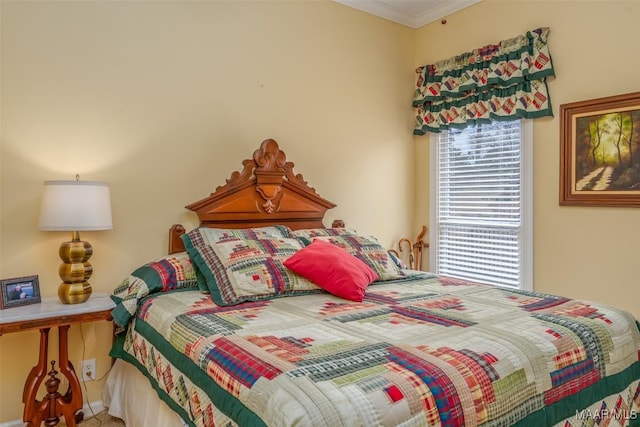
[307,235,406,281]
[185,225,294,246]
[111,251,199,330]
[292,227,358,240]
[387,250,409,270]
[182,236,322,306]
[283,239,379,302]
[182,226,296,293]
[134,251,200,292]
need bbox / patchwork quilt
[111,274,640,427]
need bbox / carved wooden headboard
[169,139,342,253]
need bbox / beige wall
[0,1,415,421]
[415,0,640,319]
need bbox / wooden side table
[0,293,115,427]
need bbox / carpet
[59,410,125,427]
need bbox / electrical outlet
[82,359,96,381]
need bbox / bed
[105,139,640,427]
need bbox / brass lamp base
[57,231,93,304]
[58,282,92,304]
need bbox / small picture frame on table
[0,275,41,309]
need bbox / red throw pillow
[284,239,379,302]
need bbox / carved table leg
[55,324,83,426]
[43,361,62,426]
[21,325,85,427]
[23,328,50,427]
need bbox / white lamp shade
[38,180,113,231]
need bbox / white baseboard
[0,401,105,427]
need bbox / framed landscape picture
[560,91,640,207]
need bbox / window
[429,120,532,290]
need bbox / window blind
[435,120,523,288]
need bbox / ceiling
[335,0,481,29]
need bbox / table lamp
[38,178,113,304]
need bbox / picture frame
[560,91,640,207]
[0,275,41,309]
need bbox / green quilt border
[111,312,266,427]
[110,333,196,427]
[513,321,640,426]
[512,361,640,426]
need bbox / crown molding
[413,0,481,27]
[335,0,481,29]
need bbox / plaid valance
[413,27,555,135]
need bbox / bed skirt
[103,358,188,427]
